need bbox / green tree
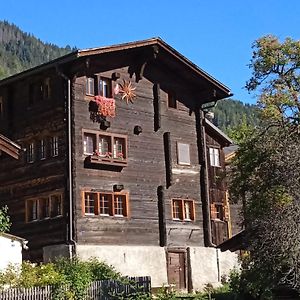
[230,35,300,298]
[0,205,11,233]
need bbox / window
[27,199,38,222]
[209,147,220,167]
[83,191,128,217]
[27,142,35,163]
[50,194,63,217]
[167,91,177,109]
[172,199,195,221]
[26,194,63,222]
[99,78,112,98]
[84,133,96,155]
[86,77,95,96]
[50,136,59,157]
[85,77,112,97]
[83,131,127,166]
[39,139,46,160]
[177,142,191,165]
[39,197,50,219]
[211,203,224,221]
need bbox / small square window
[209,148,220,167]
[172,199,195,221]
[177,142,191,165]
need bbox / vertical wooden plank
[157,185,166,247]
[163,132,172,188]
[153,83,161,131]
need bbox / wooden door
[167,251,186,290]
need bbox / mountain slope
[212,99,259,134]
[0,20,74,79]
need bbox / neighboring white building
[0,233,28,271]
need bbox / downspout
[57,69,76,257]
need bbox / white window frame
[209,147,221,167]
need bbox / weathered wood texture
[0,48,230,259]
[0,69,68,261]
[73,65,204,248]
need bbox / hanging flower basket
[89,96,116,122]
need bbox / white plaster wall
[76,245,168,287]
[189,247,238,291]
[0,236,23,271]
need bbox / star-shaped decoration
[119,80,136,104]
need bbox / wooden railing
[0,276,151,300]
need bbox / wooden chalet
[0,38,238,290]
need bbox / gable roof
[0,38,232,104]
[0,134,21,159]
[204,118,233,147]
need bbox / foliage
[0,261,63,289]
[0,258,122,299]
[0,205,11,232]
[230,35,300,298]
[0,20,74,79]
[211,99,259,135]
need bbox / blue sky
[1,0,300,104]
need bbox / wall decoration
[119,80,136,104]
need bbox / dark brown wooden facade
[0,38,232,262]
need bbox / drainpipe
[57,68,76,257]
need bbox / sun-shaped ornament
[119,80,136,104]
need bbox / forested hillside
[212,99,259,134]
[0,20,74,79]
[0,20,259,132]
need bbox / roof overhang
[0,38,232,105]
[218,230,246,252]
[0,134,21,159]
[204,118,233,147]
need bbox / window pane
[27,143,35,163]
[40,139,46,160]
[99,78,111,98]
[209,148,220,167]
[172,200,181,219]
[99,193,111,215]
[39,197,50,219]
[51,136,59,157]
[84,134,96,155]
[27,200,38,221]
[85,193,96,214]
[50,194,62,217]
[184,201,193,220]
[86,77,95,95]
[113,138,125,159]
[98,136,111,157]
[114,195,126,216]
